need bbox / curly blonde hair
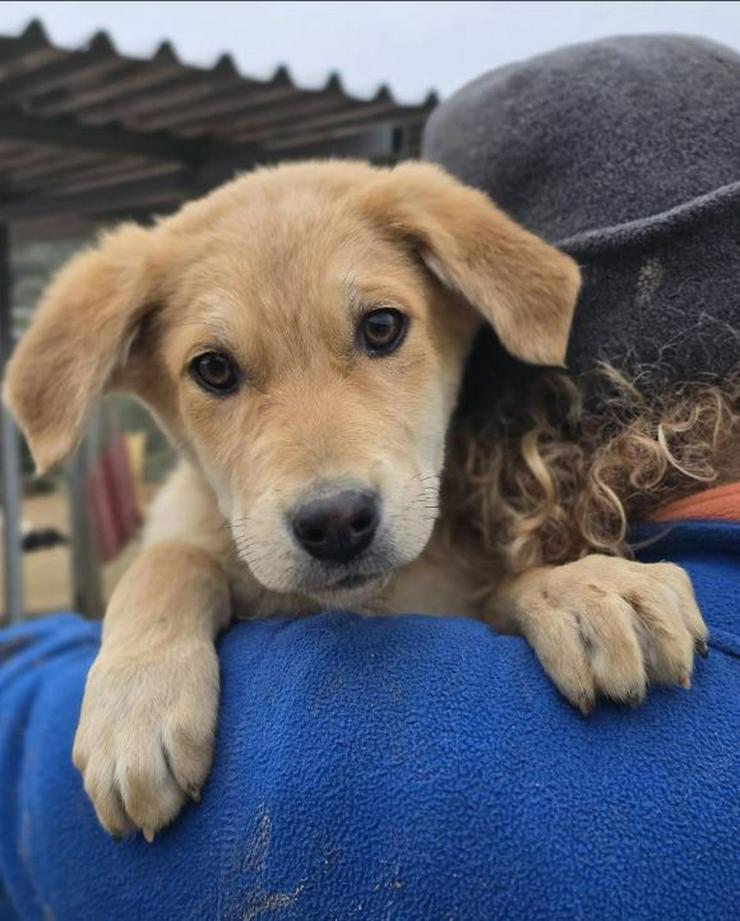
[442,362,740,589]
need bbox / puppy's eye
[190,351,239,394]
[358,308,407,356]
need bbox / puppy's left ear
[3,223,160,473]
[363,162,581,366]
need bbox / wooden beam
[0,109,229,162]
[0,33,121,106]
[0,126,400,223]
[0,171,194,221]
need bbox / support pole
[66,413,104,619]
[0,224,23,623]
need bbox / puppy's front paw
[72,639,219,840]
[516,556,708,713]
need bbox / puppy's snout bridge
[291,490,379,563]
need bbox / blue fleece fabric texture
[0,521,738,921]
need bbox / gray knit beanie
[423,35,740,383]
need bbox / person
[1,34,738,921]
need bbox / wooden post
[66,407,104,619]
[0,224,24,623]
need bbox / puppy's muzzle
[290,489,379,563]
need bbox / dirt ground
[1,490,140,619]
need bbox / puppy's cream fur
[5,161,706,840]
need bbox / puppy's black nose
[291,490,379,563]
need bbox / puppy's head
[4,161,579,604]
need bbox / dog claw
[577,695,593,717]
[677,672,691,690]
[695,638,709,658]
[142,827,155,844]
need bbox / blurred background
[1,1,738,622]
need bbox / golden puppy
[4,161,706,840]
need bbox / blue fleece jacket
[0,520,738,920]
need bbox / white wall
[3,1,739,102]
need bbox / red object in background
[87,433,141,563]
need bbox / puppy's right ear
[3,224,158,474]
[359,163,580,367]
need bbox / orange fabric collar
[651,482,740,524]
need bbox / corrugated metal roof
[0,19,437,225]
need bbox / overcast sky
[4,1,739,102]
